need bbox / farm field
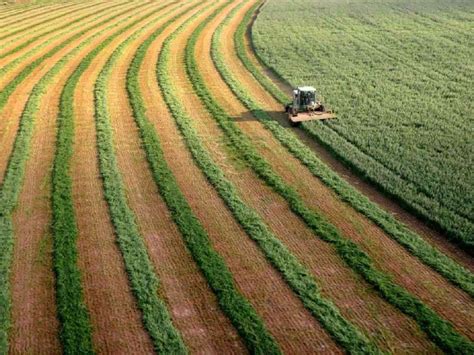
[251,0,474,252]
[0,0,472,353]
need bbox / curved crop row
[128,2,280,354]
[0,1,127,61]
[0,4,128,78]
[0,1,151,111]
[180,3,473,353]
[0,2,100,42]
[233,2,474,297]
[176,2,384,354]
[0,3,156,352]
[52,2,185,352]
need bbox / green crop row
[0,1,127,61]
[0,3,156,352]
[250,0,474,250]
[233,2,474,297]
[92,3,189,351]
[182,2,384,354]
[128,2,280,354]
[53,2,185,353]
[0,1,151,111]
[0,2,99,42]
[197,4,473,354]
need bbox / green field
[252,0,474,251]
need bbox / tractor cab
[285,86,335,126]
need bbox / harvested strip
[0,2,149,178]
[182,1,474,352]
[0,2,148,351]
[134,0,343,353]
[0,2,80,31]
[178,1,439,353]
[0,0,151,112]
[0,1,126,63]
[110,2,247,352]
[54,2,185,353]
[132,2,280,354]
[0,2,99,42]
[92,2,198,353]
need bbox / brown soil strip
[105,2,247,352]
[7,3,142,354]
[0,2,98,38]
[159,0,440,352]
[213,0,474,339]
[0,1,117,66]
[0,2,84,29]
[68,3,187,353]
[0,2,144,182]
[0,2,130,84]
[136,1,346,353]
[245,2,474,272]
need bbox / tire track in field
[214,1,474,337]
[105,2,249,352]
[172,0,440,352]
[0,2,149,182]
[0,1,80,31]
[143,0,343,353]
[7,4,148,352]
[209,0,472,346]
[238,5,474,272]
[0,2,99,41]
[0,1,126,65]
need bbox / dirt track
[1,0,472,353]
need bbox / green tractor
[285,86,335,126]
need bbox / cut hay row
[129,1,280,353]
[0,2,101,42]
[0,1,127,60]
[89,2,192,352]
[0,3,160,353]
[232,2,474,297]
[0,1,151,111]
[179,2,474,353]
[0,1,79,30]
[173,2,386,353]
[0,4,129,79]
[52,3,189,353]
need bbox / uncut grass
[187,1,473,352]
[0,2,150,178]
[106,3,248,352]
[138,1,342,353]
[0,1,126,67]
[213,0,474,336]
[0,3,157,352]
[170,1,438,352]
[236,11,474,273]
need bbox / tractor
[285,86,335,126]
